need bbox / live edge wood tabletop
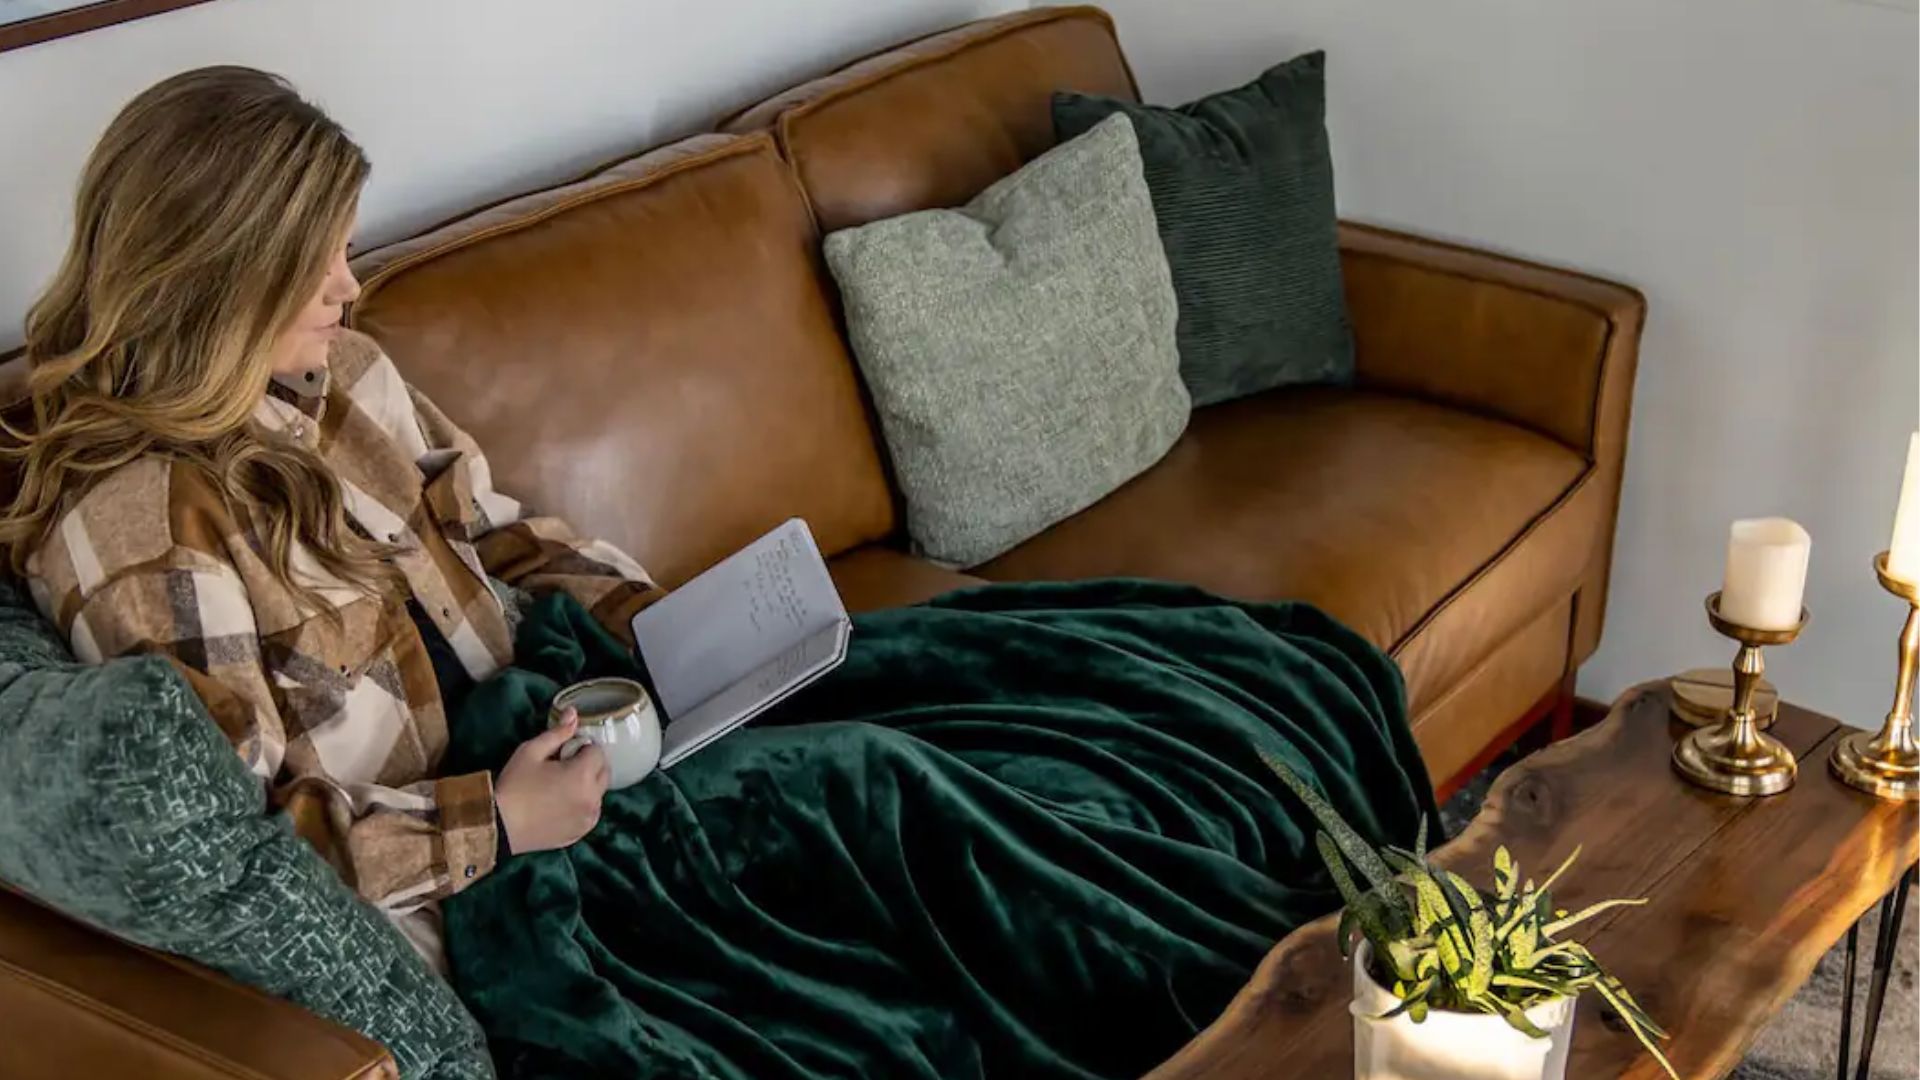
[1146,682,1920,1080]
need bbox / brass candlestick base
[1669,667,1779,729]
[1673,592,1806,797]
[1829,554,1920,801]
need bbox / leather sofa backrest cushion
[349,133,896,589]
[724,6,1140,232]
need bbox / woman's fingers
[520,707,579,759]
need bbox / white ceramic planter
[1351,942,1575,1080]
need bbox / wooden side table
[1144,683,1920,1079]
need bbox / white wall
[2,0,1913,725]
[0,0,1019,345]
[1087,0,1918,726]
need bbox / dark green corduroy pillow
[0,583,494,1080]
[1055,51,1352,406]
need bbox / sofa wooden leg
[1547,672,1576,743]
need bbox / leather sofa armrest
[1339,220,1646,461]
[0,884,394,1080]
[1339,220,1648,663]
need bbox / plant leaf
[1317,834,1414,981]
[1492,972,1575,997]
[1379,848,1424,880]
[1434,871,1492,987]
[1385,937,1429,982]
[1599,976,1668,1039]
[1541,897,1648,939]
[1316,832,1369,910]
[1494,998,1550,1039]
[1494,846,1517,903]
[1510,918,1539,969]
[1433,924,1464,978]
[1441,871,1496,997]
[1408,869,1469,968]
[1262,752,1408,914]
[1496,888,1540,943]
[1534,845,1582,897]
[1316,832,1411,979]
[1526,941,1586,966]
[1595,979,1679,1080]
[1415,948,1439,979]
[1376,977,1435,1020]
[1442,871,1489,916]
[1435,869,1485,933]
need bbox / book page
[659,618,850,768]
[632,519,844,721]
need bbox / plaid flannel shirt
[25,329,659,921]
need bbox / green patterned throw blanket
[443,580,1435,1080]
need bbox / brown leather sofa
[0,7,1644,1078]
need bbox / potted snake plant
[1263,755,1679,1080]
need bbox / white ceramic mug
[549,677,662,790]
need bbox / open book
[631,518,850,768]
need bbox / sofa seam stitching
[0,958,271,1080]
[1390,462,1598,661]
[1348,228,1641,456]
[780,6,1123,187]
[1344,222,1648,315]
[352,135,771,310]
[1346,248,1631,325]
[780,6,1117,128]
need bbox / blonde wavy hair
[0,66,401,613]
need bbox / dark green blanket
[443,580,1434,1080]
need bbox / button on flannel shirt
[25,329,659,922]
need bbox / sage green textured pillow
[1055,51,1353,406]
[823,114,1189,567]
[0,584,493,1080]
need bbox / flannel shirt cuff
[589,580,663,649]
[436,770,499,893]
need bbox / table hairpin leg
[1838,862,1916,1080]
[1837,922,1858,1080]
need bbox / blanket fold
[444,579,1434,1080]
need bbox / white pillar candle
[1719,518,1811,631]
[1886,433,1920,585]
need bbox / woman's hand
[495,708,610,854]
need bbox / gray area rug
[1730,890,1917,1080]
[1440,756,1918,1078]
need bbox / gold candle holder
[1668,667,1779,729]
[1672,592,1806,796]
[1828,553,1920,801]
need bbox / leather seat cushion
[828,546,986,614]
[976,388,1597,714]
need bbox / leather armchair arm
[0,884,394,1080]
[1339,220,1647,663]
[1339,220,1645,460]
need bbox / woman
[3,67,625,961]
[8,68,1433,1079]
